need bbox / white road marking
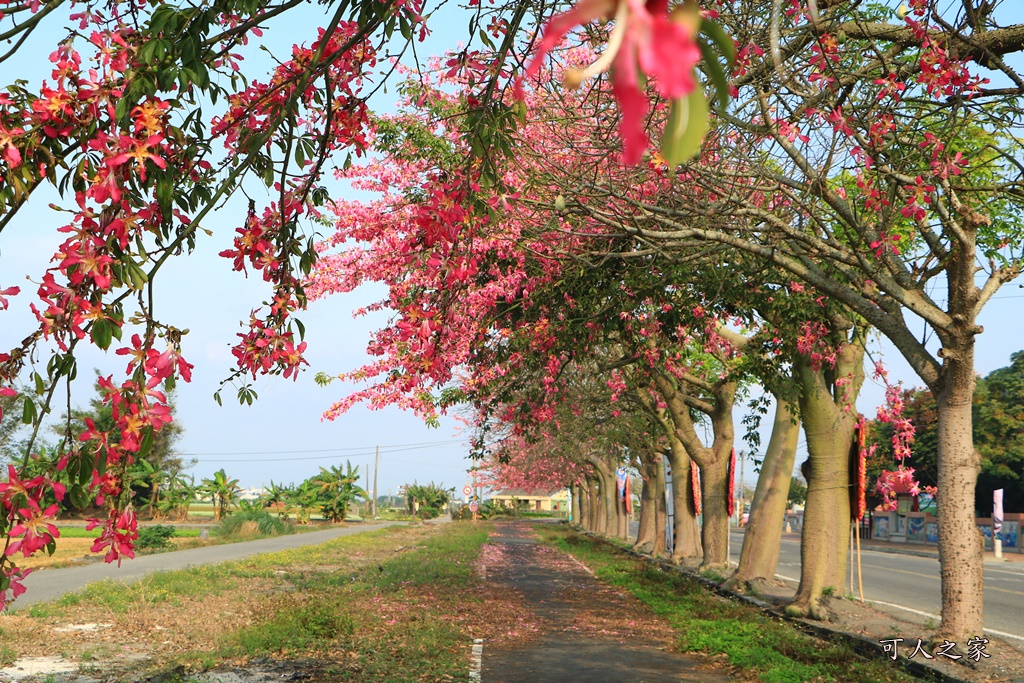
[469,638,483,682]
[867,600,1024,644]
[772,571,1024,643]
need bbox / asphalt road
[734,531,1024,643]
[13,522,403,611]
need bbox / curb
[572,528,978,683]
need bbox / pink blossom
[522,0,701,164]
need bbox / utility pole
[372,445,380,517]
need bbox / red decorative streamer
[853,417,867,521]
[690,461,701,516]
[727,448,737,517]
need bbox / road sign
[463,485,473,496]
[469,501,479,512]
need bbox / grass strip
[208,522,490,681]
[535,525,917,683]
[20,523,490,682]
[58,526,203,539]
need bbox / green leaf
[70,485,91,510]
[661,87,709,167]
[77,455,92,485]
[139,427,154,458]
[91,318,113,350]
[701,18,736,65]
[698,39,731,108]
[21,397,36,424]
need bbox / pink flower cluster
[87,507,138,565]
[795,321,837,371]
[0,462,65,608]
[521,0,702,164]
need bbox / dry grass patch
[1,523,523,682]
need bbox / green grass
[30,524,490,682]
[47,563,242,615]
[210,523,490,680]
[231,598,356,654]
[534,525,916,683]
[58,526,202,539]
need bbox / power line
[198,443,467,463]
[195,446,468,466]
[181,438,460,458]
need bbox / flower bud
[563,68,585,89]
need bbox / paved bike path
[479,522,732,682]
[13,522,403,610]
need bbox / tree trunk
[589,475,602,532]
[652,456,667,556]
[651,373,736,571]
[934,338,984,639]
[788,341,864,620]
[667,437,702,561]
[571,483,582,525]
[729,397,800,591]
[579,479,592,531]
[634,460,658,552]
[616,479,629,540]
[698,453,731,571]
[599,468,618,536]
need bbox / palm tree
[311,462,366,523]
[404,482,454,517]
[201,469,241,521]
[284,480,318,524]
[261,480,290,516]
[158,474,198,520]
[130,458,169,519]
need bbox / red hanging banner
[727,448,737,518]
[690,461,701,516]
[852,417,867,522]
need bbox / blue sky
[1,2,1021,497]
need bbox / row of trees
[307,1,1024,642]
[0,0,1018,645]
[176,464,367,524]
[1,386,368,523]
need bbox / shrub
[416,506,440,520]
[136,525,176,550]
[215,509,291,537]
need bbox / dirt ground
[0,524,521,683]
